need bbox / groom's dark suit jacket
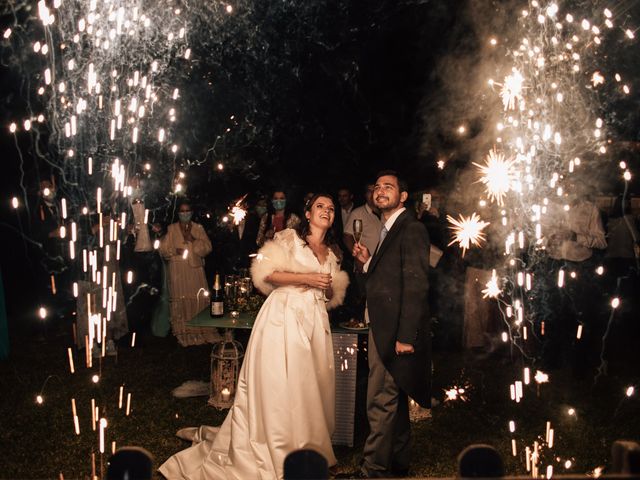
[365,209,431,407]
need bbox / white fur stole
[250,229,349,310]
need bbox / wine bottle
[210,273,224,318]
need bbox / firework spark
[482,269,501,298]
[230,195,248,225]
[534,370,549,384]
[474,148,516,206]
[444,386,469,402]
[447,212,490,256]
[591,71,605,87]
[500,69,525,110]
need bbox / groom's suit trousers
[362,330,410,477]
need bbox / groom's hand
[395,341,414,355]
[352,243,370,263]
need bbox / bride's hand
[304,273,332,290]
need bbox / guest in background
[31,179,65,263]
[254,195,269,222]
[123,175,163,336]
[256,190,301,246]
[31,178,72,324]
[330,187,353,274]
[344,183,382,320]
[460,226,501,353]
[600,194,640,372]
[545,194,607,264]
[159,199,219,346]
[337,187,355,231]
[216,195,261,274]
[416,188,446,251]
[605,194,639,278]
[344,184,382,266]
[538,190,607,374]
[415,187,463,351]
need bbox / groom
[353,170,431,478]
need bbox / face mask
[130,187,143,200]
[272,199,286,211]
[178,212,192,223]
[255,206,267,216]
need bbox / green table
[188,307,367,335]
[187,306,365,447]
[188,308,256,329]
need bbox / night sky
[1,1,470,197]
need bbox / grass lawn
[0,319,638,478]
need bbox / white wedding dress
[159,229,349,480]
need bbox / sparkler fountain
[0,0,238,475]
[444,1,639,475]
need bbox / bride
[159,193,349,479]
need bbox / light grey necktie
[379,226,388,244]
[373,226,388,257]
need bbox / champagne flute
[353,219,363,244]
[319,261,333,302]
[353,219,363,272]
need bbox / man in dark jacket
[353,170,431,477]
[31,178,70,322]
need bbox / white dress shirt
[363,207,405,273]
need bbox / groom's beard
[375,195,400,213]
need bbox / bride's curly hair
[295,193,343,262]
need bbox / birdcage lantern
[209,330,244,409]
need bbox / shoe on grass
[106,339,117,357]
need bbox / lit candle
[221,388,231,402]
